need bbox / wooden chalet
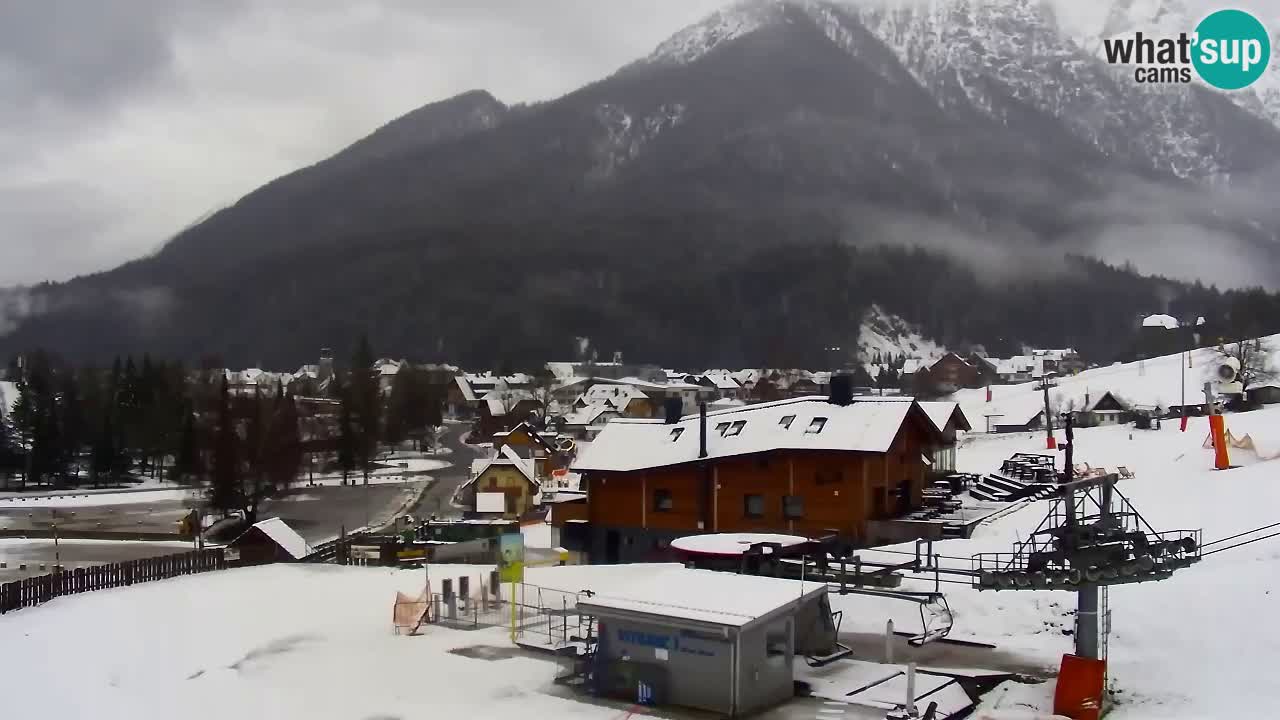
[571,392,945,563]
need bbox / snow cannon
[1214,357,1243,396]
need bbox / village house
[492,421,558,479]
[558,404,621,440]
[1075,391,1130,427]
[474,387,541,438]
[571,388,944,563]
[457,446,541,518]
[919,401,971,474]
[227,518,313,565]
[911,353,993,396]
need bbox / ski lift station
[574,567,840,717]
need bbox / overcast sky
[0,0,1272,288]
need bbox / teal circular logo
[1192,9,1271,90]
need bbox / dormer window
[805,417,828,434]
[724,420,746,437]
[715,421,731,436]
[670,427,684,441]
[779,415,796,430]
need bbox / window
[778,414,796,429]
[653,489,673,512]
[715,421,731,436]
[783,495,804,518]
[724,420,746,437]
[805,417,828,434]
[765,620,791,668]
[744,494,764,518]
[669,427,684,441]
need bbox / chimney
[829,373,853,406]
[698,402,708,459]
[663,397,683,424]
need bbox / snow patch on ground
[0,488,197,508]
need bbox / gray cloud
[0,0,724,287]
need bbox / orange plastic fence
[1053,654,1106,720]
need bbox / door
[605,530,621,564]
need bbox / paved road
[400,422,485,521]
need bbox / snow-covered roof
[1142,314,1179,330]
[919,401,971,434]
[702,371,741,390]
[670,533,808,557]
[561,404,617,427]
[708,398,746,409]
[468,445,538,487]
[453,376,478,402]
[483,389,535,416]
[581,384,649,406]
[239,517,313,560]
[902,358,925,374]
[546,362,577,380]
[576,567,826,628]
[574,396,931,473]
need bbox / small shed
[578,568,837,717]
[228,517,314,565]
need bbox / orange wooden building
[572,395,944,563]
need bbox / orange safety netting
[392,588,430,635]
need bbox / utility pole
[1039,375,1056,449]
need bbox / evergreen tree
[336,380,356,485]
[171,400,201,484]
[348,335,380,482]
[851,364,875,388]
[0,410,20,489]
[263,391,302,497]
[57,369,86,486]
[383,369,409,447]
[208,377,240,517]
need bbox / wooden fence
[0,548,226,615]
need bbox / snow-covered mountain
[645,0,1280,182]
[6,0,1280,365]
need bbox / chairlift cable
[1200,530,1280,558]
[1202,521,1280,549]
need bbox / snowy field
[304,457,450,485]
[0,488,197,508]
[859,408,1280,718]
[1,408,1277,719]
[953,333,1280,432]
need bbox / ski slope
[861,408,1280,718]
[955,334,1280,432]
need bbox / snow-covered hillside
[0,380,15,418]
[857,305,947,363]
[953,334,1280,437]
[858,412,1280,718]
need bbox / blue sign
[618,629,670,649]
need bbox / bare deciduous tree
[1215,337,1278,397]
